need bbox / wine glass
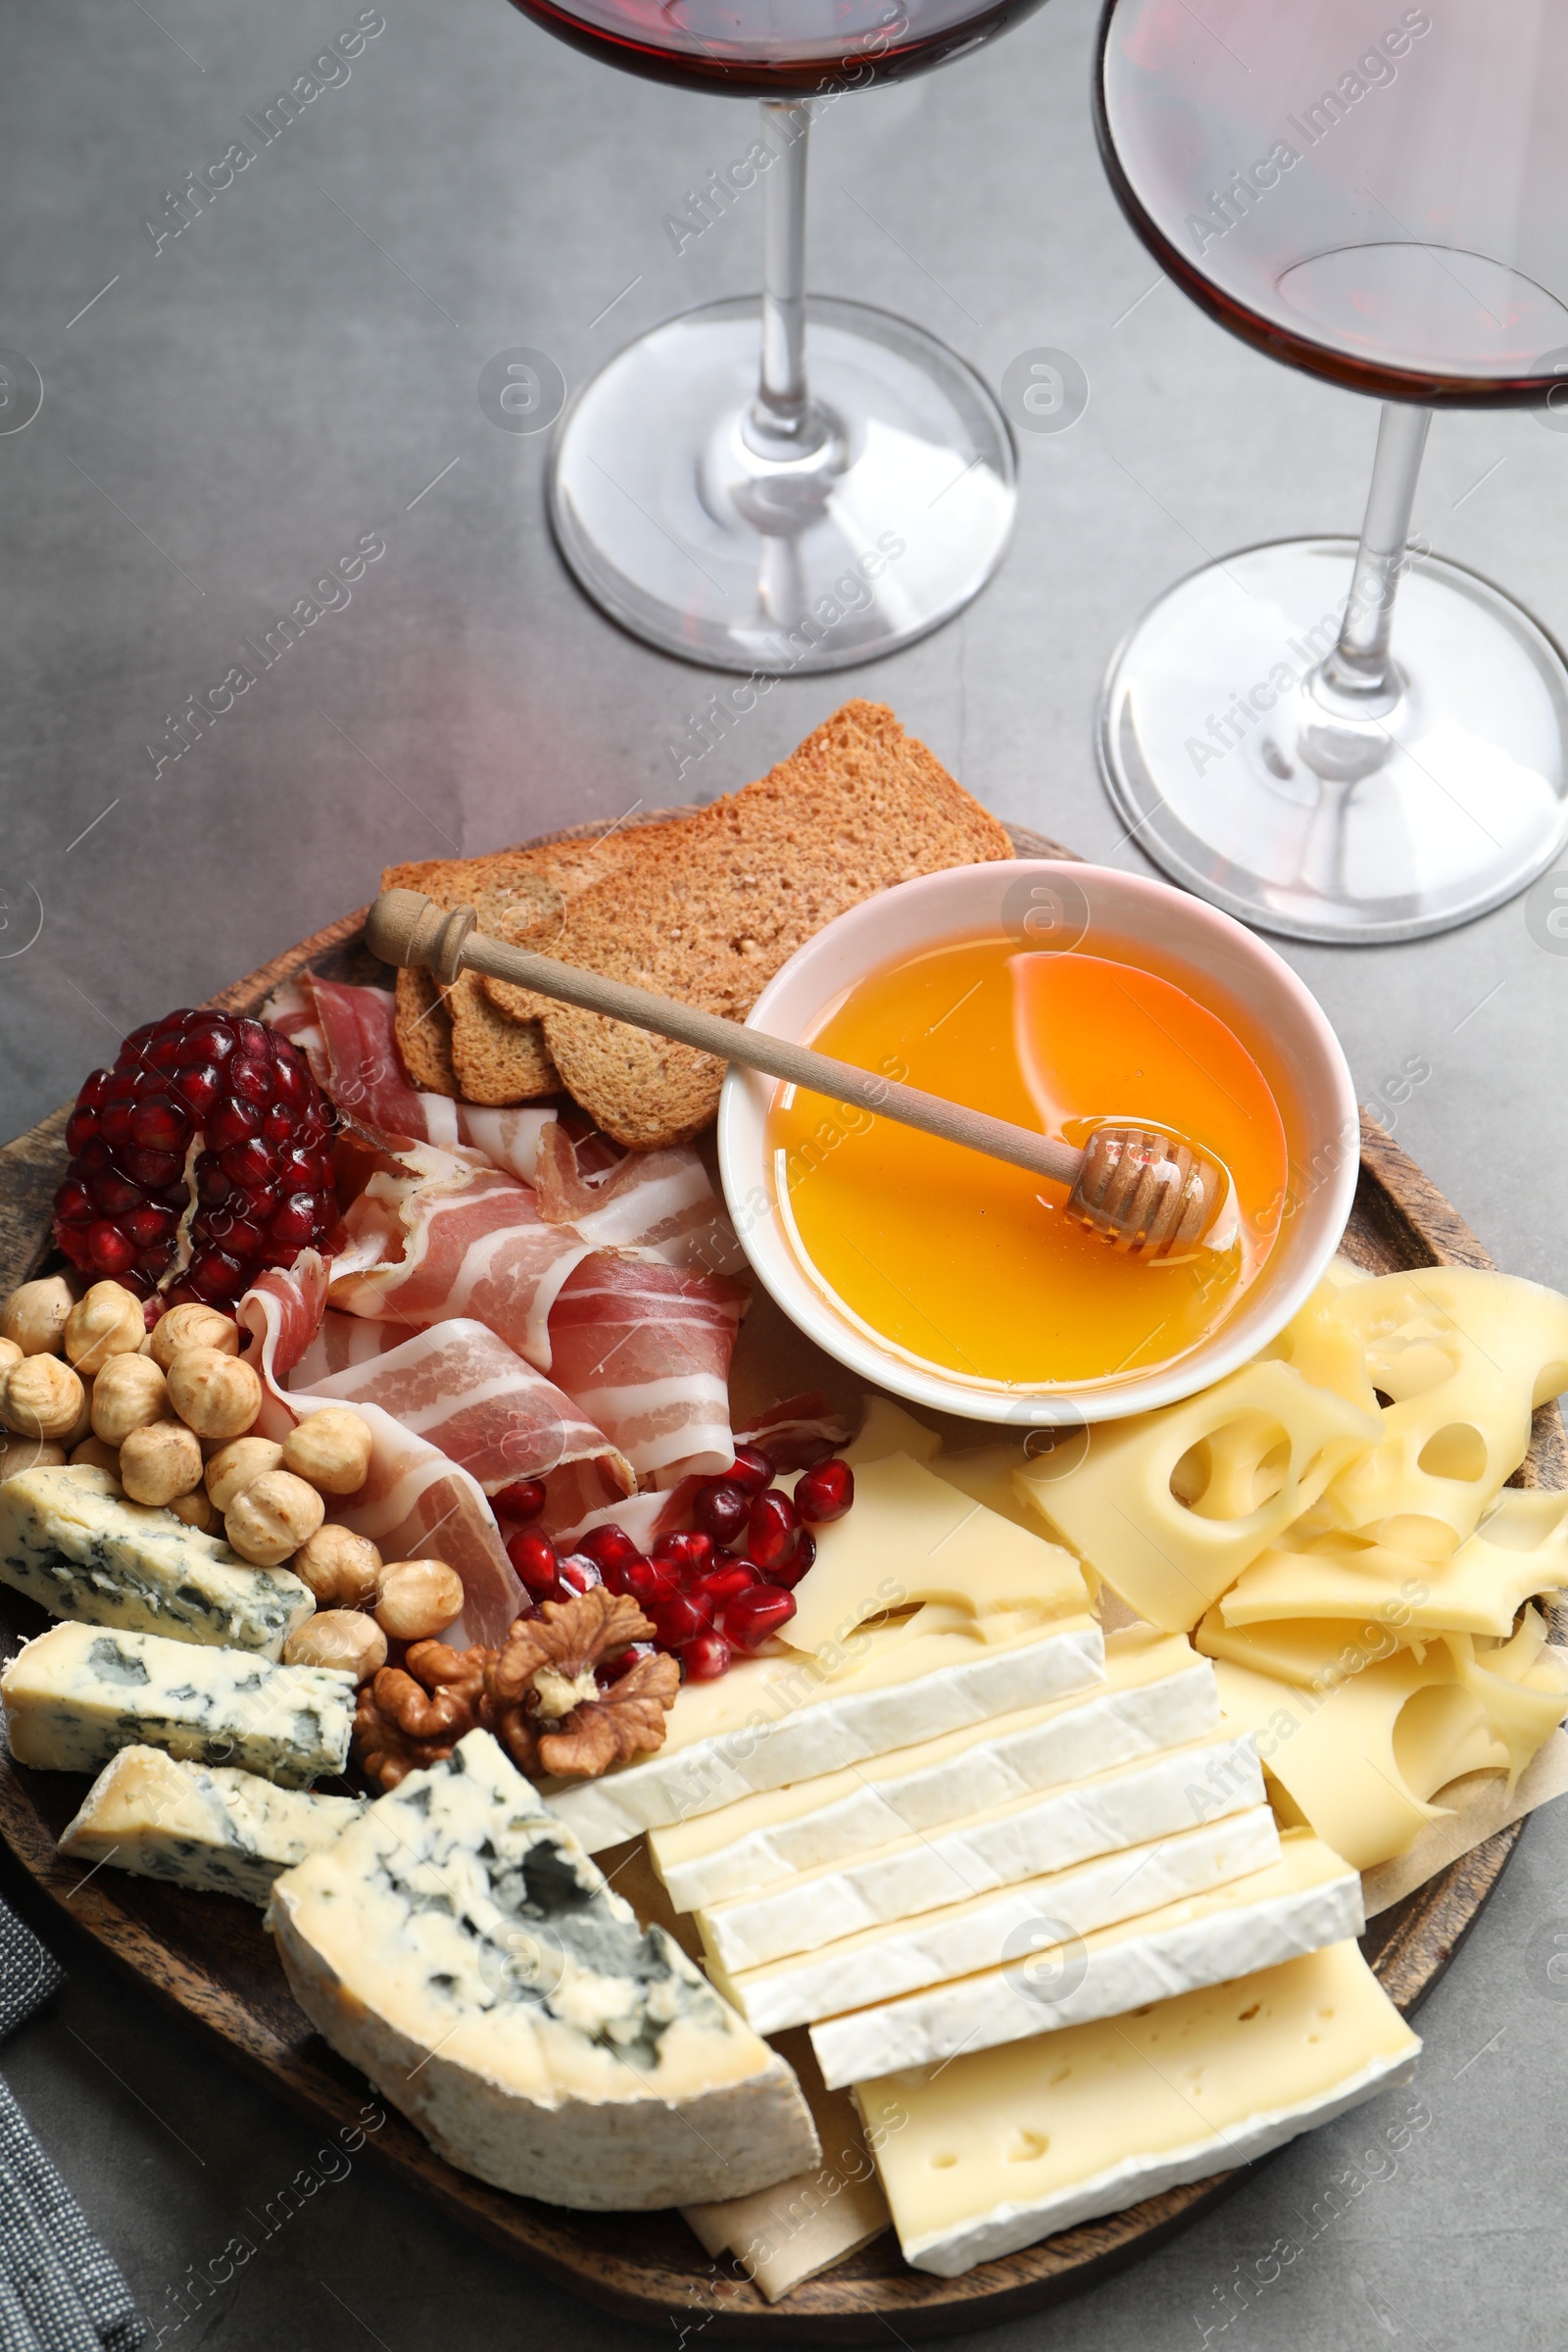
[506,0,1049,672]
[1093,0,1568,944]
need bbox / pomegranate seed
[89,1167,143,1215]
[230,1057,274,1107]
[574,1522,639,1572]
[220,1137,278,1188]
[64,1107,97,1154]
[726,1444,775,1494]
[691,1562,760,1613]
[724,1585,797,1652]
[79,1069,110,1105]
[681,1632,731,1681]
[694,1480,749,1545]
[118,1147,183,1189]
[747,1489,800,1571]
[121,1023,158,1060]
[189,1247,243,1301]
[99,1103,133,1149]
[795,1457,855,1524]
[267,1194,324,1250]
[87,1220,136,1273]
[493,1478,548,1525]
[129,1097,189,1152]
[653,1530,715,1581]
[123,1203,176,1247]
[557,1553,603,1594]
[236,1019,269,1056]
[146,1033,183,1070]
[207,1098,261,1150]
[652,1591,713,1648]
[768,1529,816,1589]
[54,1180,94,1227]
[57,1228,93,1270]
[597,1642,656,1686]
[507,1529,561,1594]
[276,1149,317,1194]
[618,1555,679,1610]
[173,1063,223,1120]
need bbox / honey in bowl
[766,932,1290,1392]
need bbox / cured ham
[294,1317,635,1511]
[532,1121,746,1279]
[736,1392,858,1472]
[328,1149,593,1373]
[265,977,557,1181]
[238,1266,524,1648]
[547,1255,747,1486]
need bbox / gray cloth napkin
[0,1897,142,2352]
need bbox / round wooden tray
[0,820,1562,2340]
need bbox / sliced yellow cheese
[808,1832,1362,2088]
[782,1451,1090,1657]
[649,1630,1212,1910]
[858,1940,1420,2277]
[1319,1268,1568,1556]
[1195,1611,1418,1688]
[1212,1650,1509,1868]
[928,1441,1040,1533]
[1256,1279,1382,1414]
[1218,1489,1568,1639]
[1444,1611,1568,1786]
[1016,1361,1380,1632]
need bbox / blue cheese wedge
[0,1621,354,1787]
[269,1729,821,2211]
[59,1745,362,1904]
[808,1833,1363,2087]
[858,1939,1420,2276]
[0,1465,315,1658]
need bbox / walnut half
[489,1589,680,1781]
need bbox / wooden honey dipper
[367,889,1228,1260]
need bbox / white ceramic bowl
[716,860,1359,1426]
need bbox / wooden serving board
[0,819,1562,2341]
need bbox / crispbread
[536,703,1013,1150]
[393,966,459,1097]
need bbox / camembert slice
[269,1729,820,2211]
[858,1939,1419,2276]
[59,1746,362,1904]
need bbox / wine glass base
[548,295,1016,674]
[1099,538,1568,944]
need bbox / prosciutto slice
[266,977,557,1181]
[532,1121,746,1278]
[329,1148,592,1372]
[547,1254,747,1486]
[293,1317,635,1508]
[238,1266,524,1647]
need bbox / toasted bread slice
[537,703,1013,1150]
[393,966,459,1098]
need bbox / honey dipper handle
[367,888,1083,1190]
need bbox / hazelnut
[374,1558,465,1642]
[1,1277,75,1358]
[120,1419,204,1508]
[281,1408,373,1497]
[0,1437,68,1481]
[205,1436,284,1515]
[91,1353,169,1445]
[64,1282,146,1374]
[0,1340,22,1377]
[70,1436,123,1478]
[283,1611,387,1683]
[166,1348,263,1442]
[149,1303,240,1371]
[63,1378,94,1450]
[2,1355,87,1443]
[291,1523,382,1608]
[225,1470,325,1567]
[169,1487,219,1534]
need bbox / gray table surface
[2,0,1567,2343]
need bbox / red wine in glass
[508,0,1048,94]
[505,0,1050,669]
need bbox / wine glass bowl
[1094,0,1568,941]
[506,0,1050,671]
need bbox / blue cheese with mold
[0,1465,315,1658]
[0,1620,354,1787]
[269,1728,821,2211]
[59,1745,362,1904]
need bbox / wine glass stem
[1317,401,1432,711]
[747,100,822,457]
